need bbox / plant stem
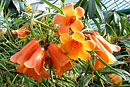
[99,78,105,87]
[89,60,110,84]
[33,19,55,31]
[35,13,57,20]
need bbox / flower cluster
[10,4,121,81]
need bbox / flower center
[66,16,76,26]
[72,40,82,49]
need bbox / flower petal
[83,40,95,51]
[60,33,72,43]
[94,59,105,69]
[58,26,70,35]
[72,32,85,42]
[24,68,33,77]
[68,47,79,60]
[17,64,26,73]
[31,70,42,82]
[74,7,84,18]
[71,20,83,32]
[61,40,73,53]
[40,68,50,78]
[48,44,71,77]
[53,14,67,25]
[16,40,40,64]
[63,4,74,17]
[93,32,120,53]
[109,44,121,52]
[10,52,20,63]
[78,49,90,60]
[24,47,45,68]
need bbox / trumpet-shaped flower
[53,4,84,34]
[60,32,95,60]
[90,33,120,69]
[10,40,40,64]
[12,24,30,38]
[93,32,120,53]
[17,63,50,82]
[24,47,49,75]
[48,44,75,77]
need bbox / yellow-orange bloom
[12,24,30,38]
[60,32,95,60]
[53,4,84,34]
[90,32,120,69]
[108,74,122,85]
[26,4,32,12]
[48,44,75,77]
[10,40,40,64]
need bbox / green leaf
[29,22,38,40]
[96,0,107,10]
[104,11,113,21]
[81,0,88,10]
[96,3,105,23]
[116,55,130,59]
[74,0,84,8]
[43,0,63,14]
[96,56,126,79]
[88,0,96,19]
[92,18,101,34]
[12,0,20,13]
[111,61,126,66]
[79,74,95,87]
[121,40,130,48]
[1,0,11,9]
[115,69,130,76]
[114,12,120,24]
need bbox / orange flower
[93,32,120,53]
[10,40,40,64]
[60,32,95,60]
[12,24,30,38]
[48,44,75,77]
[108,74,122,85]
[90,33,120,69]
[53,4,84,34]
[24,47,49,75]
[17,63,50,82]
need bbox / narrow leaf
[88,0,96,19]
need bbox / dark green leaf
[74,0,84,8]
[92,18,101,34]
[79,74,95,87]
[114,12,120,24]
[96,3,105,23]
[111,61,126,66]
[88,0,96,19]
[104,11,113,21]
